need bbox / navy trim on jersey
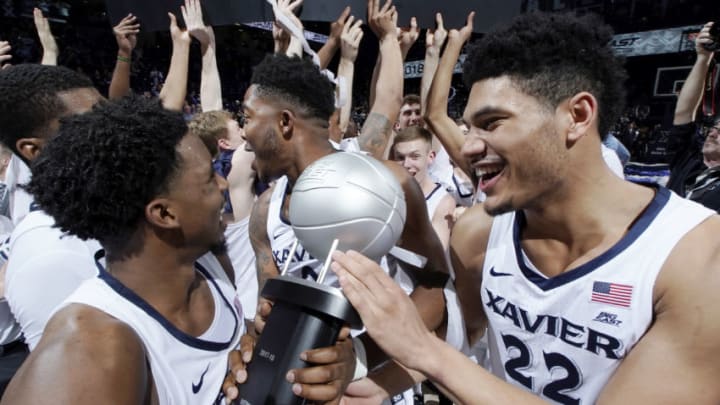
[512,186,671,291]
[94,250,239,351]
[425,183,442,201]
[452,174,474,198]
[279,179,292,226]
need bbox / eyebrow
[465,106,508,125]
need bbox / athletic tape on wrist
[351,337,368,381]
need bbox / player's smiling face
[241,85,289,183]
[462,76,569,216]
[165,133,228,251]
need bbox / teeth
[475,164,504,178]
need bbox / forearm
[229,183,255,223]
[372,36,403,119]
[160,40,190,111]
[108,54,132,100]
[286,35,303,58]
[317,39,339,70]
[200,44,223,112]
[419,335,547,404]
[425,39,471,176]
[420,47,440,116]
[337,58,355,134]
[40,50,57,66]
[674,54,714,125]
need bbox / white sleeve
[6,242,98,350]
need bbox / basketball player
[243,27,449,405]
[331,12,720,404]
[0,97,352,404]
[391,126,455,249]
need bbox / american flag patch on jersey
[591,281,633,307]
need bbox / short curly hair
[250,54,335,122]
[25,96,187,254]
[0,64,95,157]
[463,12,627,138]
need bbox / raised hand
[167,12,191,45]
[329,6,352,44]
[0,41,11,69]
[695,22,716,57]
[340,16,364,62]
[181,0,212,48]
[33,7,58,65]
[448,11,475,44]
[397,16,419,57]
[275,0,304,31]
[368,0,397,41]
[113,13,140,56]
[426,13,447,52]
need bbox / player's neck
[286,138,337,186]
[105,238,207,310]
[522,168,652,243]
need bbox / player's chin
[482,195,515,217]
[210,237,228,256]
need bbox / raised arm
[317,6,350,70]
[159,10,191,111]
[424,12,475,178]
[108,14,139,100]
[420,13,447,116]
[357,0,403,159]
[674,22,715,125]
[397,16,419,62]
[272,0,304,58]
[337,16,364,134]
[183,0,222,112]
[33,8,58,66]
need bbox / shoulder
[3,304,149,404]
[39,303,146,363]
[248,184,275,242]
[450,204,494,260]
[656,214,720,308]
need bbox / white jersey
[425,183,450,219]
[481,188,713,404]
[5,210,101,350]
[61,253,243,405]
[267,175,328,283]
[225,216,258,320]
[5,154,33,226]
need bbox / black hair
[463,12,627,138]
[250,54,335,122]
[0,64,95,157]
[25,96,188,254]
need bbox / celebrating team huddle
[0,0,719,404]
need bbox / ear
[145,198,181,230]
[564,92,598,145]
[393,122,401,132]
[217,137,231,150]
[280,110,295,140]
[428,149,436,164]
[15,138,46,163]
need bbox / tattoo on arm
[359,112,393,160]
[248,195,279,290]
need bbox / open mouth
[475,164,505,192]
